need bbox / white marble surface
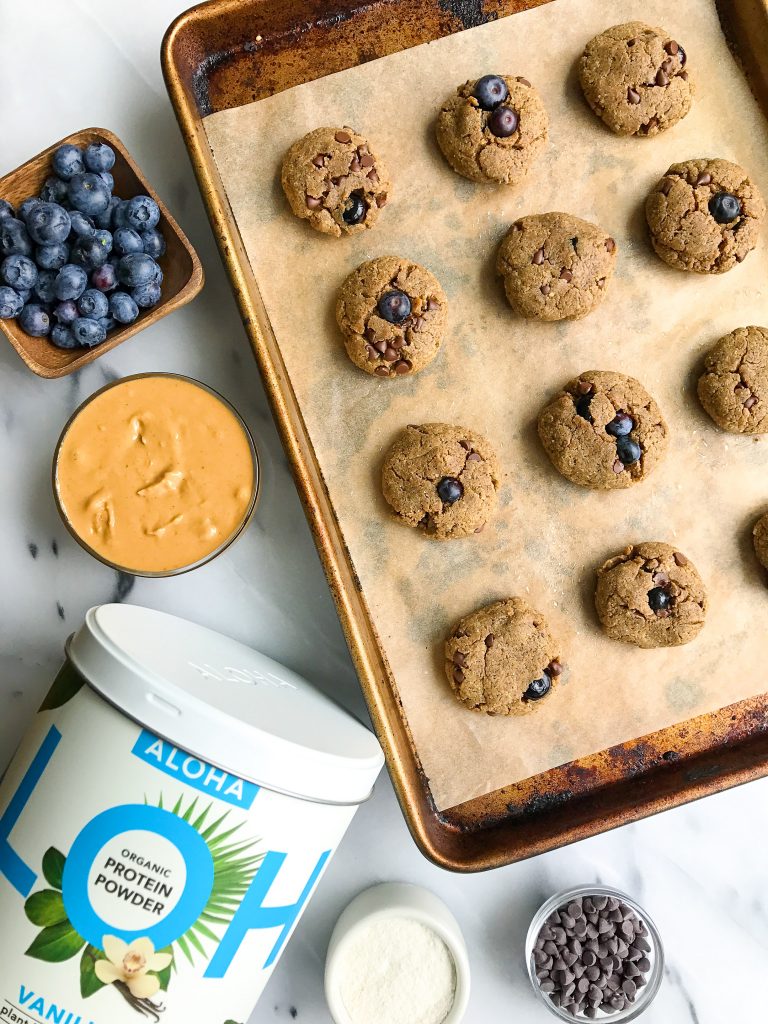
[0,3,765,1022]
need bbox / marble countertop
[1,3,765,1022]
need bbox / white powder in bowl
[337,916,457,1024]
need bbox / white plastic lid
[67,604,384,806]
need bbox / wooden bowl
[0,127,204,378]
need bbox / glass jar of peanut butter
[52,373,259,576]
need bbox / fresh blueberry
[1,254,38,291]
[648,587,672,614]
[0,218,33,257]
[117,252,157,288]
[94,196,120,231]
[377,289,411,324]
[111,200,130,230]
[605,412,634,437]
[54,264,88,301]
[52,144,85,181]
[98,315,115,334]
[341,191,367,226]
[125,195,160,231]
[35,242,69,271]
[77,288,109,320]
[616,436,642,466]
[71,231,112,270]
[18,303,51,337]
[68,210,95,239]
[109,291,139,324]
[708,192,742,224]
[524,673,552,701]
[473,74,509,111]
[50,324,79,349]
[0,286,23,319]
[98,171,114,193]
[436,476,464,504]
[140,227,166,260]
[131,282,161,309]
[113,227,144,256]
[15,288,31,305]
[18,198,41,222]
[83,142,116,174]
[487,106,519,137]
[0,199,15,222]
[151,262,163,286]
[91,263,117,292]
[53,299,78,325]
[67,173,111,217]
[71,317,107,347]
[39,176,69,205]
[34,270,58,304]
[26,203,71,245]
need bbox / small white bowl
[325,882,470,1024]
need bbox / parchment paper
[204,0,768,811]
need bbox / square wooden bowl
[0,127,204,378]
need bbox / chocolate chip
[560,269,573,282]
[393,359,412,375]
[383,346,399,362]
[453,666,465,684]
[373,366,390,377]
[597,277,606,288]
[516,76,532,86]
[365,344,377,361]
[627,87,641,104]
[627,37,636,46]
[467,452,483,462]
[305,194,322,208]
[334,130,352,143]
[375,193,388,207]
[613,458,624,474]
[695,171,712,186]
[426,297,440,311]
[662,57,675,74]
[540,284,551,296]
[367,169,379,183]
[549,660,563,676]
[605,238,616,253]
[655,68,669,86]
[673,551,688,566]
[533,247,545,265]
[485,633,494,648]
[665,39,679,54]
[745,396,758,409]
[360,153,375,168]
[312,154,327,168]
[681,69,689,80]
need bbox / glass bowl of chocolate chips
[525,886,664,1021]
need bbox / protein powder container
[0,604,383,1024]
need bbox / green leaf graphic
[24,889,67,927]
[26,921,85,963]
[42,847,66,890]
[156,947,174,992]
[80,945,106,998]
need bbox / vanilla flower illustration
[94,936,172,999]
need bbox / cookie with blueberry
[579,22,693,137]
[445,598,563,716]
[538,370,669,490]
[336,256,447,377]
[281,126,391,237]
[436,74,548,186]
[645,158,765,273]
[496,213,617,321]
[697,326,768,433]
[381,423,501,539]
[595,543,707,648]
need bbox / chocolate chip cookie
[595,542,707,648]
[697,326,768,433]
[445,598,563,716]
[436,74,548,185]
[281,126,391,237]
[336,256,447,377]
[496,213,617,321]
[753,513,768,570]
[381,423,501,539]
[645,158,766,273]
[538,370,669,489]
[579,22,693,137]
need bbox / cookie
[281,126,391,237]
[697,326,768,433]
[496,213,617,321]
[381,423,501,539]
[645,158,766,273]
[753,513,768,570]
[579,22,693,137]
[538,370,669,489]
[445,598,563,716]
[595,542,707,648]
[436,74,548,185]
[336,256,447,377]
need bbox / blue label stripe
[131,730,258,810]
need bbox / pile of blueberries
[0,141,165,350]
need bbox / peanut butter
[54,375,257,574]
